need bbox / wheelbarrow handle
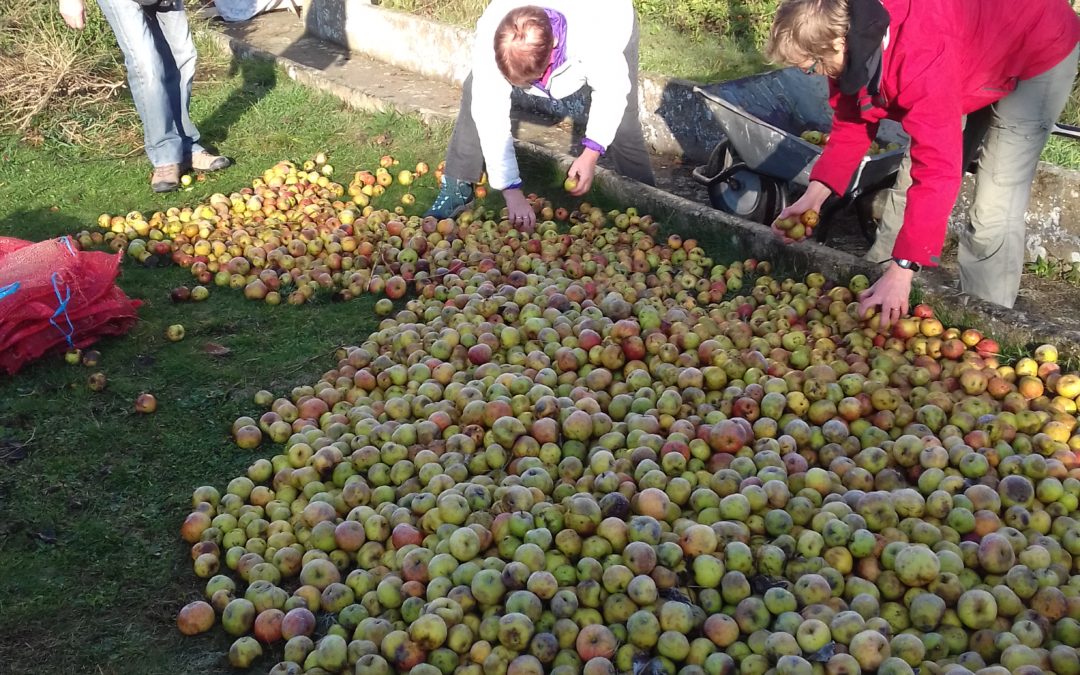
[1053,124,1080,141]
[691,161,750,187]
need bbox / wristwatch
[893,258,922,272]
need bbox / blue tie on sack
[49,272,76,349]
[60,235,76,256]
[0,282,18,302]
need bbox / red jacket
[811,0,1080,266]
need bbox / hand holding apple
[772,181,830,243]
[857,262,914,329]
[566,149,600,197]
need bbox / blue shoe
[425,175,474,219]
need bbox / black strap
[838,0,891,96]
[131,0,180,9]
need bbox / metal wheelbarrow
[691,67,909,244]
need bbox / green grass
[638,22,768,83]
[1042,136,1080,169]
[0,53,452,674]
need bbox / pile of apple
[176,198,1080,675]
[78,154,511,306]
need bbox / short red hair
[494,6,554,87]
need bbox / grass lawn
[0,57,453,674]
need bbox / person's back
[882,0,1079,115]
[474,0,635,100]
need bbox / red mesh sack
[0,236,142,375]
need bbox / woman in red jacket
[767,0,1079,323]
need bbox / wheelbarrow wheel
[705,140,786,224]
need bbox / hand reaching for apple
[857,262,914,329]
[503,188,536,230]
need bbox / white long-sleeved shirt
[469,0,636,190]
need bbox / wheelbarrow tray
[693,68,909,192]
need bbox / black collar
[838,0,890,96]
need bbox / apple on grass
[135,393,157,414]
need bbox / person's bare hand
[59,0,86,30]
[771,180,831,243]
[857,263,914,329]
[503,188,536,230]
[566,150,600,197]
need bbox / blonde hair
[494,6,554,87]
[766,0,850,66]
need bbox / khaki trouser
[867,44,1079,308]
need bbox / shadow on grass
[197,49,278,151]
[0,208,88,242]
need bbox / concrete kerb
[197,21,1080,356]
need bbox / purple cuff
[582,138,606,155]
[504,180,523,191]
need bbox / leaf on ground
[203,342,232,357]
[0,439,28,463]
[135,354,156,368]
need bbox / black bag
[132,0,180,9]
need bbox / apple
[221,598,256,636]
[177,601,215,635]
[135,393,157,414]
[165,324,185,342]
[170,286,192,303]
[228,636,262,668]
[87,372,107,392]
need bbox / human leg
[604,17,656,186]
[960,45,1079,307]
[864,153,911,264]
[96,0,182,168]
[427,73,481,218]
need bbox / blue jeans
[96,0,204,167]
